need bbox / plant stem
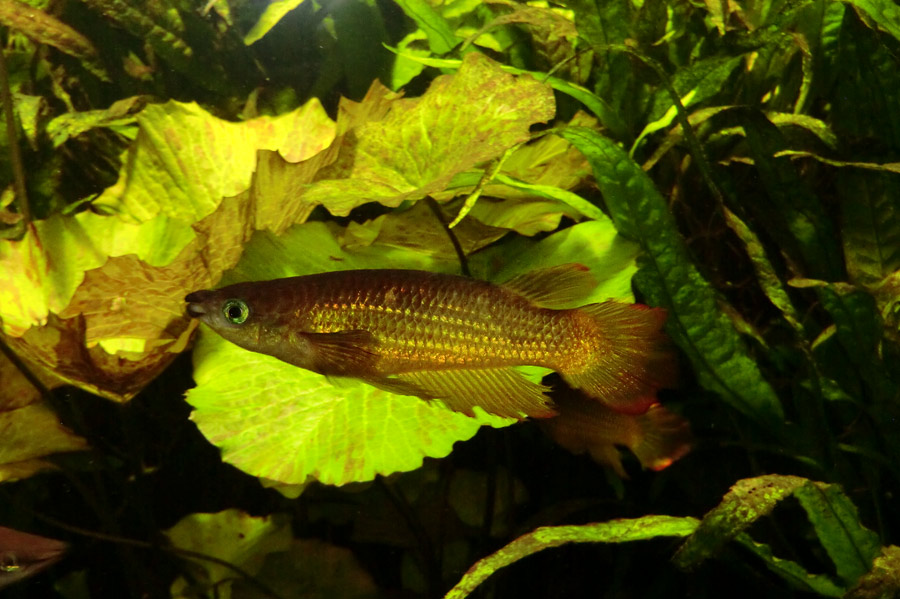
[0,42,30,229]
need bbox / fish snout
[185,290,213,318]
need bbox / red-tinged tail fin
[560,301,676,414]
[540,392,691,477]
[630,404,692,471]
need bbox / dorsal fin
[501,263,597,309]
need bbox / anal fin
[395,368,557,420]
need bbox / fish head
[185,283,318,369]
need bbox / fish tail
[560,301,676,414]
[540,393,691,477]
[630,404,692,471]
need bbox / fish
[184,264,675,420]
[0,526,68,590]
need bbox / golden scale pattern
[305,273,570,370]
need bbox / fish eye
[222,299,250,324]
[0,551,19,572]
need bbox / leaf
[299,52,555,215]
[673,474,808,569]
[845,545,900,599]
[722,206,803,332]
[92,99,336,224]
[736,534,845,597]
[485,219,640,304]
[843,0,900,43]
[383,47,623,135]
[833,14,900,150]
[444,516,699,599]
[232,539,379,599]
[393,0,460,54]
[793,481,881,584]
[837,170,900,285]
[0,351,87,483]
[45,96,145,148]
[739,110,843,280]
[244,0,308,45]
[165,509,291,599]
[561,126,784,427]
[0,0,108,81]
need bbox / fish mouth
[185,290,211,318]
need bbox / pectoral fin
[303,330,378,375]
[394,368,557,420]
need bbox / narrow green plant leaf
[0,0,109,81]
[815,284,896,403]
[491,174,606,221]
[722,207,803,332]
[445,516,699,599]
[834,14,900,150]
[793,481,881,585]
[673,474,807,569]
[843,0,900,43]
[837,170,900,285]
[244,0,307,45]
[561,126,784,426]
[739,110,843,281]
[736,534,845,597]
[393,0,460,54]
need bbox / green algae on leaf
[673,474,809,569]
[445,515,699,599]
[561,127,784,427]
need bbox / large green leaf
[561,126,784,427]
[92,100,336,223]
[299,53,555,215]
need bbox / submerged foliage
[0,0,899,597]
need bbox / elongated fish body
[185,265,675,419]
